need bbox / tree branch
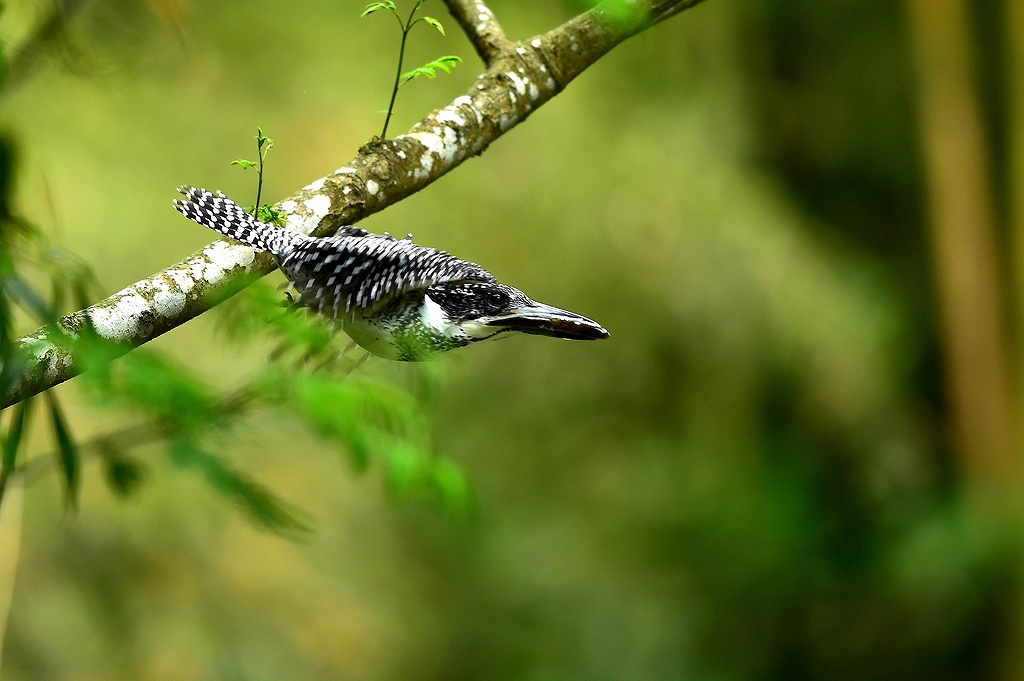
[442,0,511,65]
[0,0,708,411]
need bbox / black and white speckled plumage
[174,186,494,317]
[173,186,609,361]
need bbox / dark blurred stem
[18,420,162,487]
[17,384,258,488]
[255,144,264,216]
[1008,0,1024,424]
[0,469,21,677]
[904,0,1017,476]
[3,0,89,103]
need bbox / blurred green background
[2,0,1023,679]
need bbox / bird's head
[422,281,610,345]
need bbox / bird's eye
[486,291,507,308]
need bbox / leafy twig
[231,128,284,226]
[363,0,461,139]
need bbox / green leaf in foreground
[0,397,32,508]
[45,392,79,508]
[169,435,310,535]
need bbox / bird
[173,186,609,361]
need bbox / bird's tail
[173,186,299,255]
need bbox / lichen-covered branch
[442,0,511,65]
[0,0,708,410]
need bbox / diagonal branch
[442,0,511,65]
[0,0,709,411]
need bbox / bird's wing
[280,233,495,317]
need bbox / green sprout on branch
[362,0,462,139]
[231,127,285,226]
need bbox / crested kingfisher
[173,186,609,361]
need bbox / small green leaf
[45,392,79,508]
[434,55,462,71]
[402,65,437,82]
[429,457,474,515]
[361,2,387,16]
[231,159,258,169]
[403,55,462,83]
[383,441,427,495]
[102,446,147,499]
[423,16,444,35]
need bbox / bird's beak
[483,302,610,341]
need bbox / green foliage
[0,398,30,507]
[217,280,473,515]
[168,434,309,534]
[360,0,461,139]
[44,390,79,507]
[79,342,224,432]
[0,128,97,518]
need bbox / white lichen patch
[516,47,526,55]
[507,71,528,96]
[546,77,556,90]
[287,212,309,233]
[280,200,298,214]
[189,241,257,285]
[436,107,466,127]
[417,153,434,178]
[366,179,379,195]
[530,83,540,101]
[140,277,186,318]
[304,194,332,223]
[532,38,542,48]
[336,166,358,175]
[304,177,325,192]
[167,268,196,295]
[453,95,483,124]
[406,127,461,179]
[87,289,151,342]
[207,239,255,270]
